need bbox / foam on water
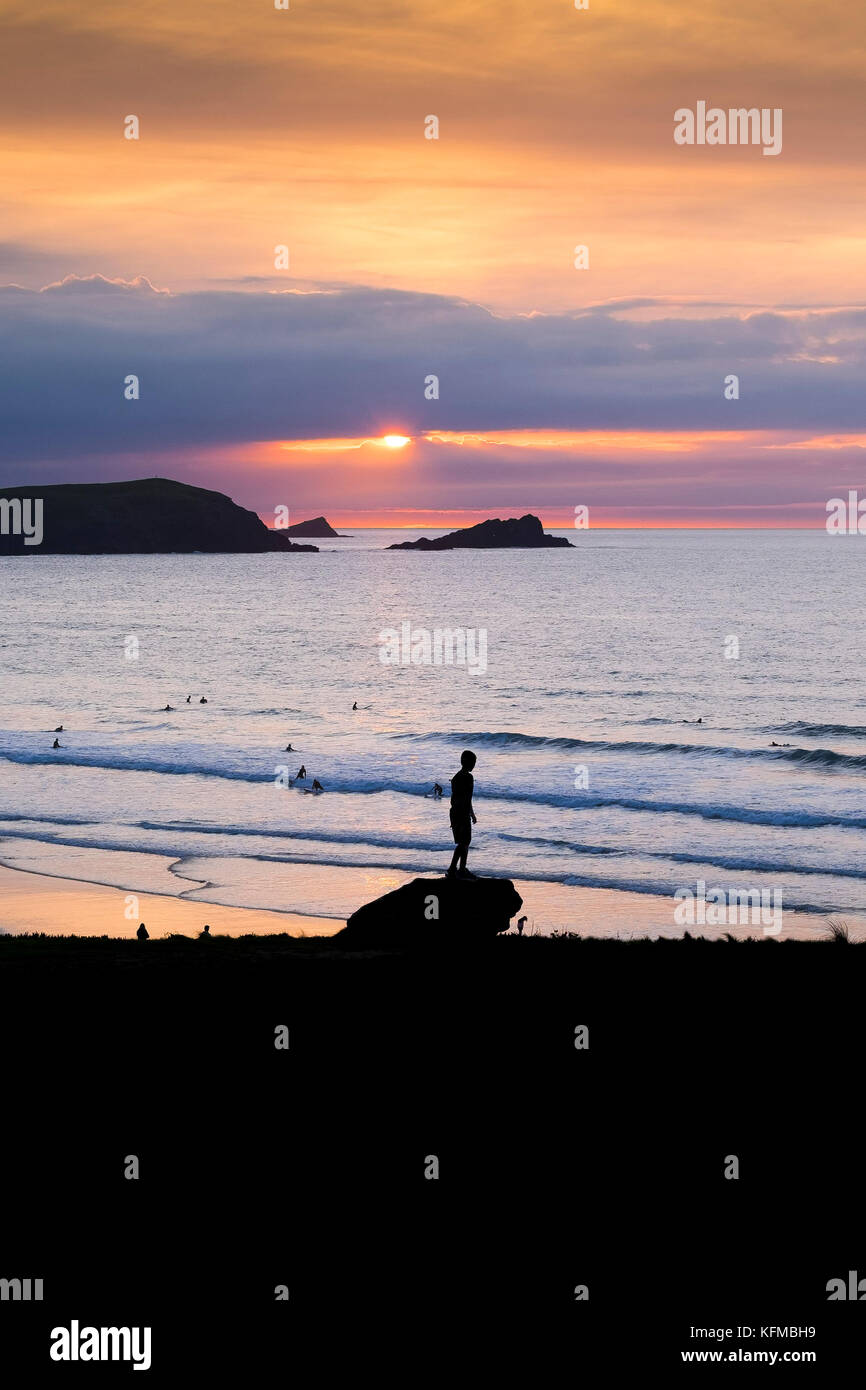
[1,531,864,931]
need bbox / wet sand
[0,863,340,938]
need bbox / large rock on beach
[336,876,523,948]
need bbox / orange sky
[3,1,866,524]
[3,1,866,308]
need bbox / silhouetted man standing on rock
[447,749,477,878]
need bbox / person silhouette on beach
[517,915,527,936]
[296,765,306,780]
[447,749,477,878]
[352,701,358,710]
[52,738,61,749]
[199,924,211,940]
[200,696,208,704]
[186,696,191,703]
[136,923,149,941]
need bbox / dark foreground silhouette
[2,914,859,1375]
[447,749,477,878]
[0,922,856,978]
[337,875,523,948]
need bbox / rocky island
[0,478,319,555]
[285,515,350,538]
[387,513,572,550]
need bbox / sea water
[1,528,864,935]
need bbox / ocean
[1,527,865,937]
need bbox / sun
[382,434,411,449]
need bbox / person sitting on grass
[446,749,477,879]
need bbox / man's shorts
[450,811,472,845]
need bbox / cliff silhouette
[0,478,319,555]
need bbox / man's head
[460,749,477,771]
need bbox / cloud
[2,279,866,470]
[39,273,170,296]
[0,276,865,525]
[4,0,866,318]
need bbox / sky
[2,0,866,526]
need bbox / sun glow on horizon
[280,434,412,453]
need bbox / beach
[0,863,339,938]
[2,529,865,941]
[0,860,848,941]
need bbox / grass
[825,916,853,942]
[0,923,859,971]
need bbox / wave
[5,751,866,830]
[397,729,866,771]
[136,821,448,854]
[774,721,866,739]
[234,851,833,912]
[0,748,272,783]
[568,795,866,831]
[4,812,866,890]
[0,812,104,828]
[246,708,304,717]
[779,746,866,770]
[395,730,584,749]
[7,722,866,792]
[497,832,866,881]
